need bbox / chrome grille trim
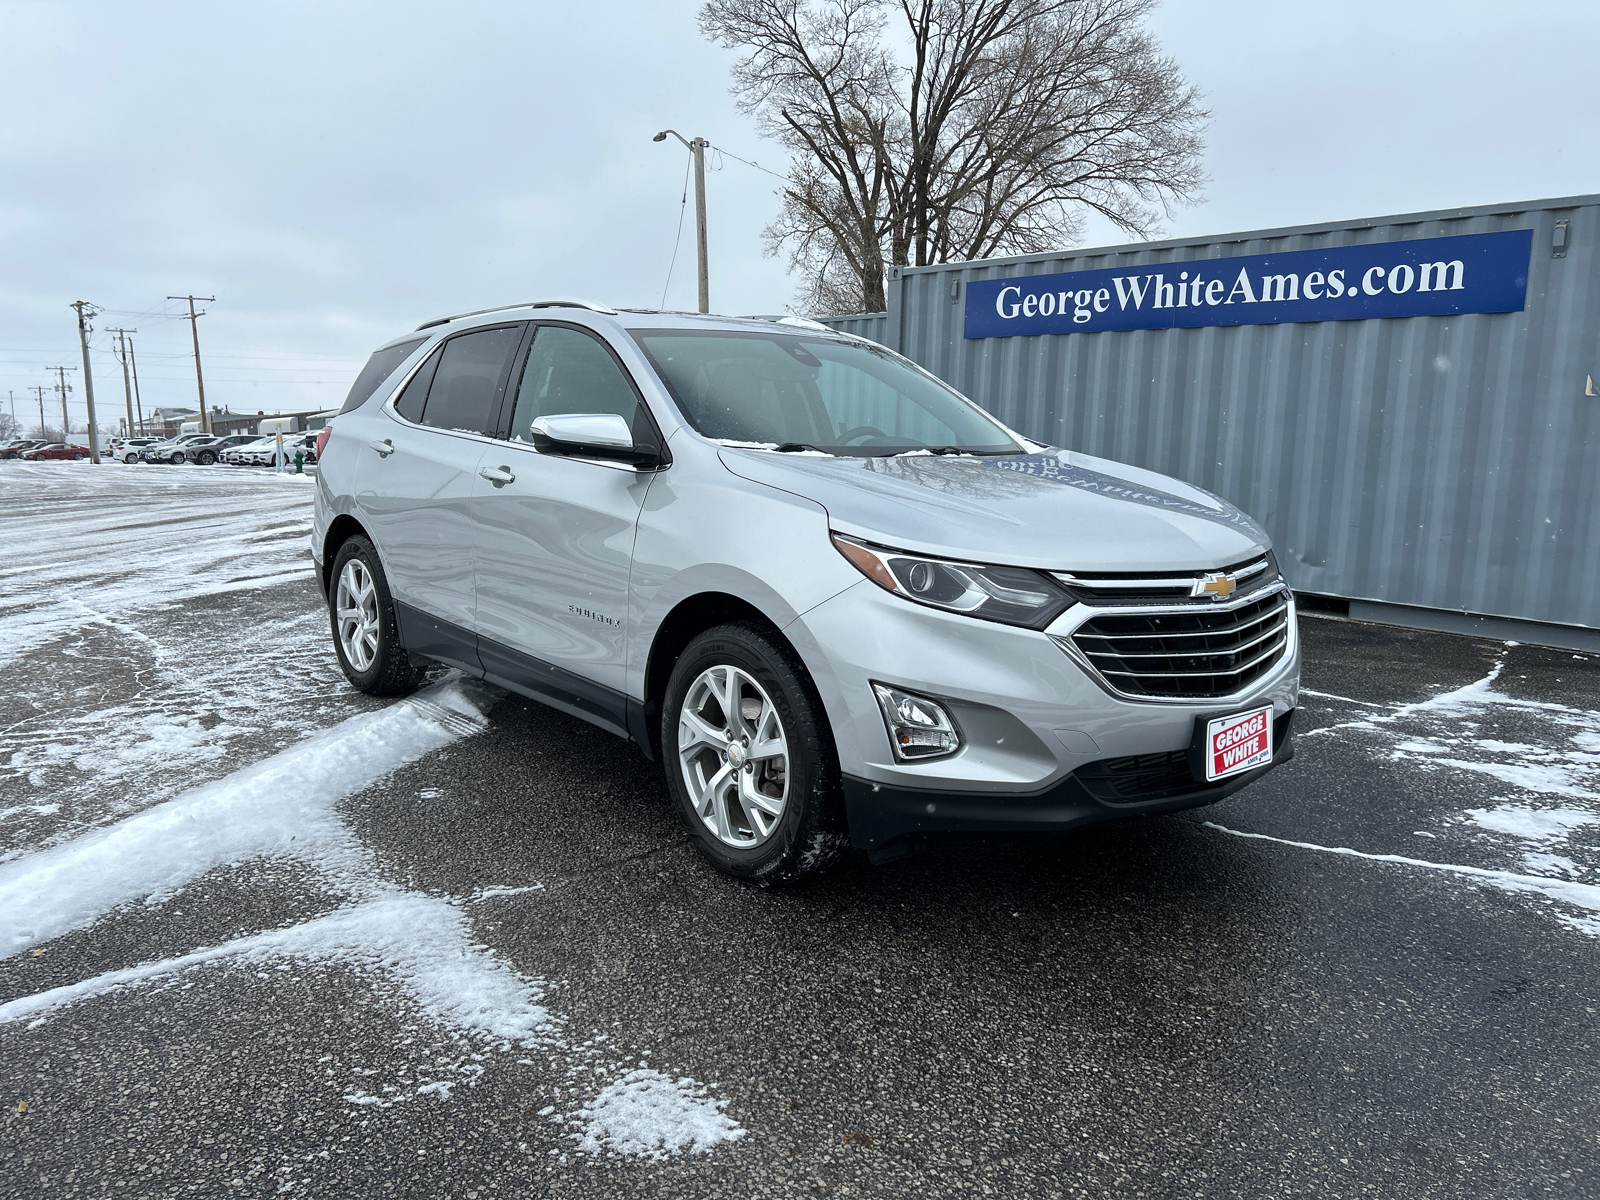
[1096,637,1288,680]
[1052,556,1274,606]
[1081,619,1288,662]
[1047,582,1296,704]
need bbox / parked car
[21,443,91,461]
[109,437,159,464]
[225,432,317,466]
[177,434,259,465]
[0,440,51,460]
[139,433,213,464]
[313,301,1300,884]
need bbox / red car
[20,443,91,461]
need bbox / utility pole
[653,130,710,313]
[128,336,146,434]
[167,294,215,433]
[30,385,47,438]
[49,366,76,440]
[70,301,103,463]
[107,327,138,442]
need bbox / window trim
[495,320,671,470]
[384,322,526,444]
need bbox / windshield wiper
[773,442,826,453]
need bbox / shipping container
[818,194,1600,649]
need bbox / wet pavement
[1,464,1596,1199]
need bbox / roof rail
[414,297,619,332]
[741,314,835,333]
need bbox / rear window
[340,337,428,414]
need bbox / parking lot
[1,463,1596,1199]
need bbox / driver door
[471,323,659,734]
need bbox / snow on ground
[1297,652,1600,937]
[567,1069,746,1160]
[0,464,744,1161]
[0,463,354,855]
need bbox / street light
[654,129,710,314]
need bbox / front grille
[1054,555,1274,606]
[1066,588,1291,699]
[1074,750,1195,804]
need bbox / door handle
[368,438,394,457]
[479,465,515,487]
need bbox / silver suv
[313,300,1299,883]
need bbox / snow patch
[1465,805,1599,843]
[570,1068,745,1160]
[0,677,493,956]
[1206,822,1600,936]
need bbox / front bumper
[843,709,1294,849]
[790,578,1300,849]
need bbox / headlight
[832,534,1074,629]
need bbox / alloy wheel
[335,559,381,672]
[677,664,789,848]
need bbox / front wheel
[662,622,847,886]
[197,450,216,465]
[328,535,424,696]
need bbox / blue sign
[963,229,1532,339]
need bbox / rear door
[471,322,660,733]
[356,322,524,672]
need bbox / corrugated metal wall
[821,196,1600,633]
[817,311,890,345]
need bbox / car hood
[717,446,1269,571]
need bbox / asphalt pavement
[1,464,1596,1199]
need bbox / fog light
[871,683,962,762]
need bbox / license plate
[1204,705,1274,781]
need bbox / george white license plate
[1204,705,1274,781]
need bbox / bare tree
[700,0,1208,313]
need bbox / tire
[327,535,425,696]
[197,451,216,465]
[662,621,848,886]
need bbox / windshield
[632,329,1023,456]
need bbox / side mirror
[528,413,660,466]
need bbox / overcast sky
[3,0,1597,430]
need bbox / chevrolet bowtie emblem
[1196,573,1237,601]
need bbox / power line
[661,153,692,309]
[707,143,789,181]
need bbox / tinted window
[421,326,521,435]
[393,346,440,424]
[508,325,639,444]
[340,337,428,414]
[634,330,1020,455]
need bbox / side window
[393,346,440,424]
[508,325,639,444]
[339,336,427,414]
[418,326,522,435]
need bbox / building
[141,407,198,437]
[208,408,335,436]
[817,194,1598,651]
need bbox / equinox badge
[1195,572,1238,601]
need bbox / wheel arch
[320,514,371,599]
[636,591,793,762]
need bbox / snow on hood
[718,446,1268,571]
